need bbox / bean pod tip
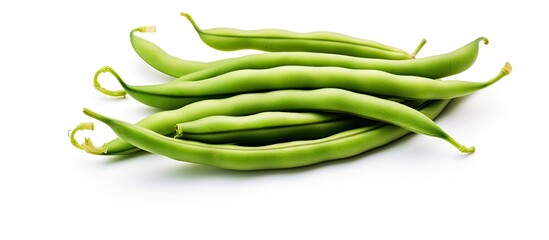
[479,37,489,45]
[460,145,475,154]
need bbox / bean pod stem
[93,66,126,98]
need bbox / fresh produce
[94,63,510,109]
[180,12,424,60]
[130,28,485,79]
[79,100,449,170]
[71,11,511,170]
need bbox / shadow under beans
[435,97,469,120]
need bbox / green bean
[177,100,425,145]
[176,111,346,135]
[131,26,233,77]
[128,35,485,80]
[77,100,450,170]
[75,88,473,155]
[177,101,424,145]
[171,37,486,81]
[131,25,414,78]
[180,12,423,60]
[92,66,230,104]
[175,101,426,143]
[95,63,511,109]
[174,112,372,145]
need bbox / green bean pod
[96,63,511,109]
[131,26,233,77]
[77,88,473,155]
[129,35,485,80]
[178,117,371,146]
[174,36,487,81]
[177,101,426,145]
[174,111,372,145]
[78,100,450,170]
[181,12,420,60]
[176,111,345,135]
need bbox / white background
[1,0,547,239]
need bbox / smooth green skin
[175,111,347,135]
[82,100,450,170]
[172,37,486,82]
[131,27,232,77]
[89,89,472,155]
[178,102,426,145]
[181,12,411,60]
[179,116,371,145]
[112,63,509,109]
[128,35,484,80]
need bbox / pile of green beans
[71,11,511,171]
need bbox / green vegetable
[75,89,473,155]
[131,24,486,80]
[77,100,450,170]
[94,63,511,109]
[174,111,373,145]
[181,12,424,60]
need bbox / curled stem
[69,122,107,154]
[479,37,489,45]
[93,66,127,98]
[70,122,94,150]
[410,38,427,59]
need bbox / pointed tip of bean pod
[83,108,105,122]
[481,62,513,88]
[460,145,476,154]
[446,135,475,154]
[180,12,200,31]
[479,37,489,45]
[502,62,512,75]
